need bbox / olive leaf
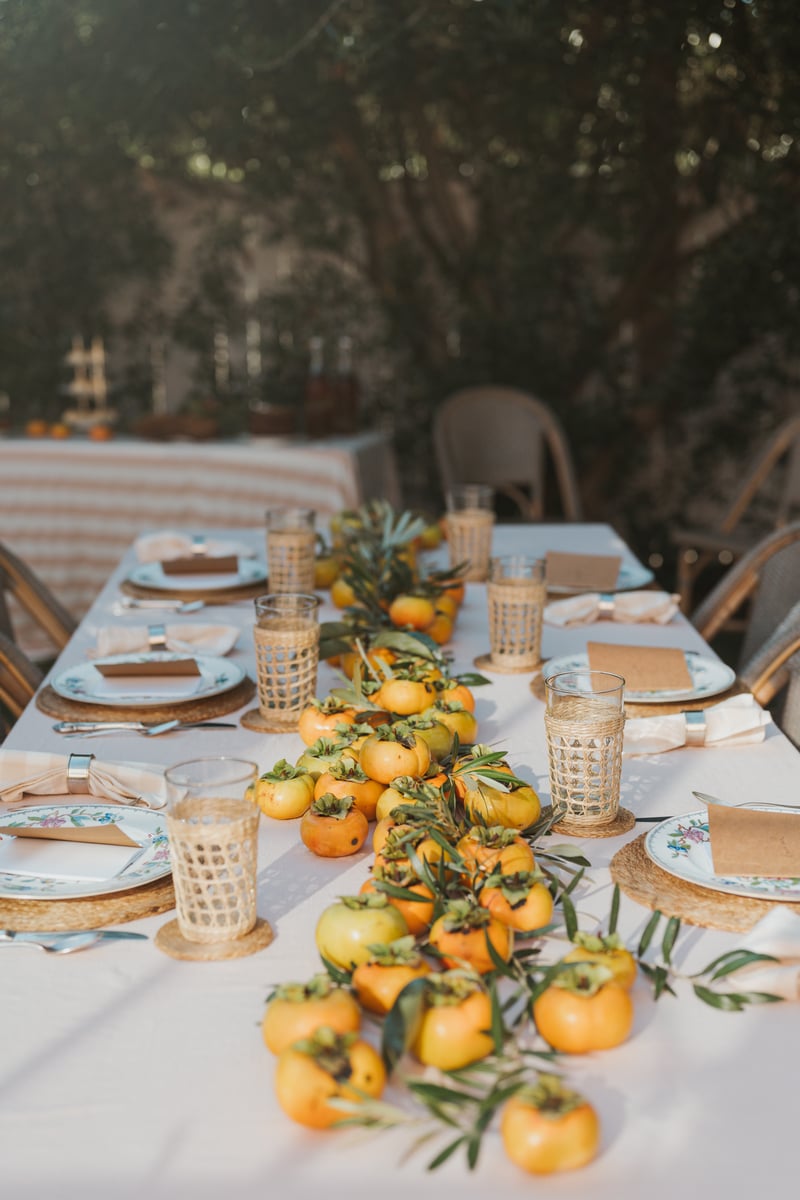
[381,976,429,1074]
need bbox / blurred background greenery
[1,0,798,577]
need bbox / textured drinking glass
[253,593,320,730]
[487,555,546,670]
[544,671,625,829]
[445,484,495,582]
[164,757,259,944]
[265,506,316,593]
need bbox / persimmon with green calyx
[422,698,478,745]
[563,931,637,990]
[374,776,441,822]
[374,671,436,717]
[479,869,554,934]
[359,862,435,935]
[532,963,634,1054]
[428,896,513,974]
[313,759,383,821]
[388,593,437,632]
[500,1074,601,1175]
[402,714,453,762]
[358,722,431,784]
[253,760,315,820]
[315,893,409,972]
[261,972,361,1055]
[274,1027,386,1130]
[295,736,352,780]
[297,697,359,747]
[300,793,368,858]
[372,820,456,877]
[456,825,536,877]
[409,969,496,1070]
[351,936,431,1016]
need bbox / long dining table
[1,522,798,1200]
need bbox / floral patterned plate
[50,652,245,708]
[0,804,171,900]
[541,650,736,704]
[644,809,800,902]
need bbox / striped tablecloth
[0,430,400,657]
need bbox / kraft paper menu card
[161,554,239,575]
[587,642,694,692]
[708,803,800,877]
[95,658,201,677]
[0,823,140,847]
[545,552,622,592]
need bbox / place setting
[121,528,268,604]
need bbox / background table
[0,429,400,657]
[2,524,799,1200]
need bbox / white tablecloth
[0,430,400,657]
[1,524,798,1200]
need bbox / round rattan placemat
[552,807,636,838]
[120,579,266,604]
[609,832,790,933]
[155,916,274,960]
[36,676,256,723]
[474,652,543,676]
[0,874,175,931]
[529,673,750,717]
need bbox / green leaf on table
[427,1136,466,1171]
[661,916,681,965]
[560,892,578,941]
[637,910,662,957]
[609,883,620,935]
[696,949,780,982]
[382,977,428,1074]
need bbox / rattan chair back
[691,521,800,667]
[740,600,800,749]
[433,386,583,520]
[0,631,42,723]
[0,541,76,652]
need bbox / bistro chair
[740,600,800,749]
[0,540,77,652]
[433,386,583,521]
[0,632,42,736]
[671,413,800,613]
[690,520,800,668]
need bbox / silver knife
[53,719,237,736]
[0,929,148,942]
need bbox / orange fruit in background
[88,424,114,441]
[49,422,71,439]
[25,419,49,437]
[425,612,453,645]
[330,577,357,608]
[388,594,436,631]
[314,556,339,589]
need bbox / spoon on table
[113,598,205,614]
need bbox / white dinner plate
[0,803,171,900]
[645,809,800,902]
[127,558,267,593]
[547,561,655,595]
[50,652,245,708]
[541,650,736,704]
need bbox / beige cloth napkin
[544,590,680,627]
[623,694,771,756]
[729,909,800,1001]
[0,751,167,809]
[135,530,251,563]
[92,623,239,658]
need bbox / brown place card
[546,551,622,592]
[708,802,800,878]
[0,824,140,848]
[95,658,201,677]
[160,554,239,575]
[587,642,693,692]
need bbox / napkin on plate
[727,908,800,1001]
[135,530,251,563]
[544,590,680,627]
[0,751,167,809]
[91,623,239,658]
[623,694,771,756]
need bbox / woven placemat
[120,579,267,604]
[552,807,635,838]
[474,652,543,676]
[0,873,175,932]
[36,676,256,723]
[609,833,789,933]
[155,915,274,960]
[529,673,750,717]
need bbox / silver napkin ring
[684,711,707,747]
[597,593,616,617]
[147,623,168,650]
[67,754,95,793]
[191,535,207,556]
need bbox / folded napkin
[135,530,251,563]
[0,751,167,809]
[92,623,239,658]
[544,590,680,627]
[623,694,771,756]
[728,908,800,1001]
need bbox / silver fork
[0,932,120,954]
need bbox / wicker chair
[740,601,800,749]
[0,632,42,738]
[433,387,583,520]
[0,541,77,652]
[671,414,800,612]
